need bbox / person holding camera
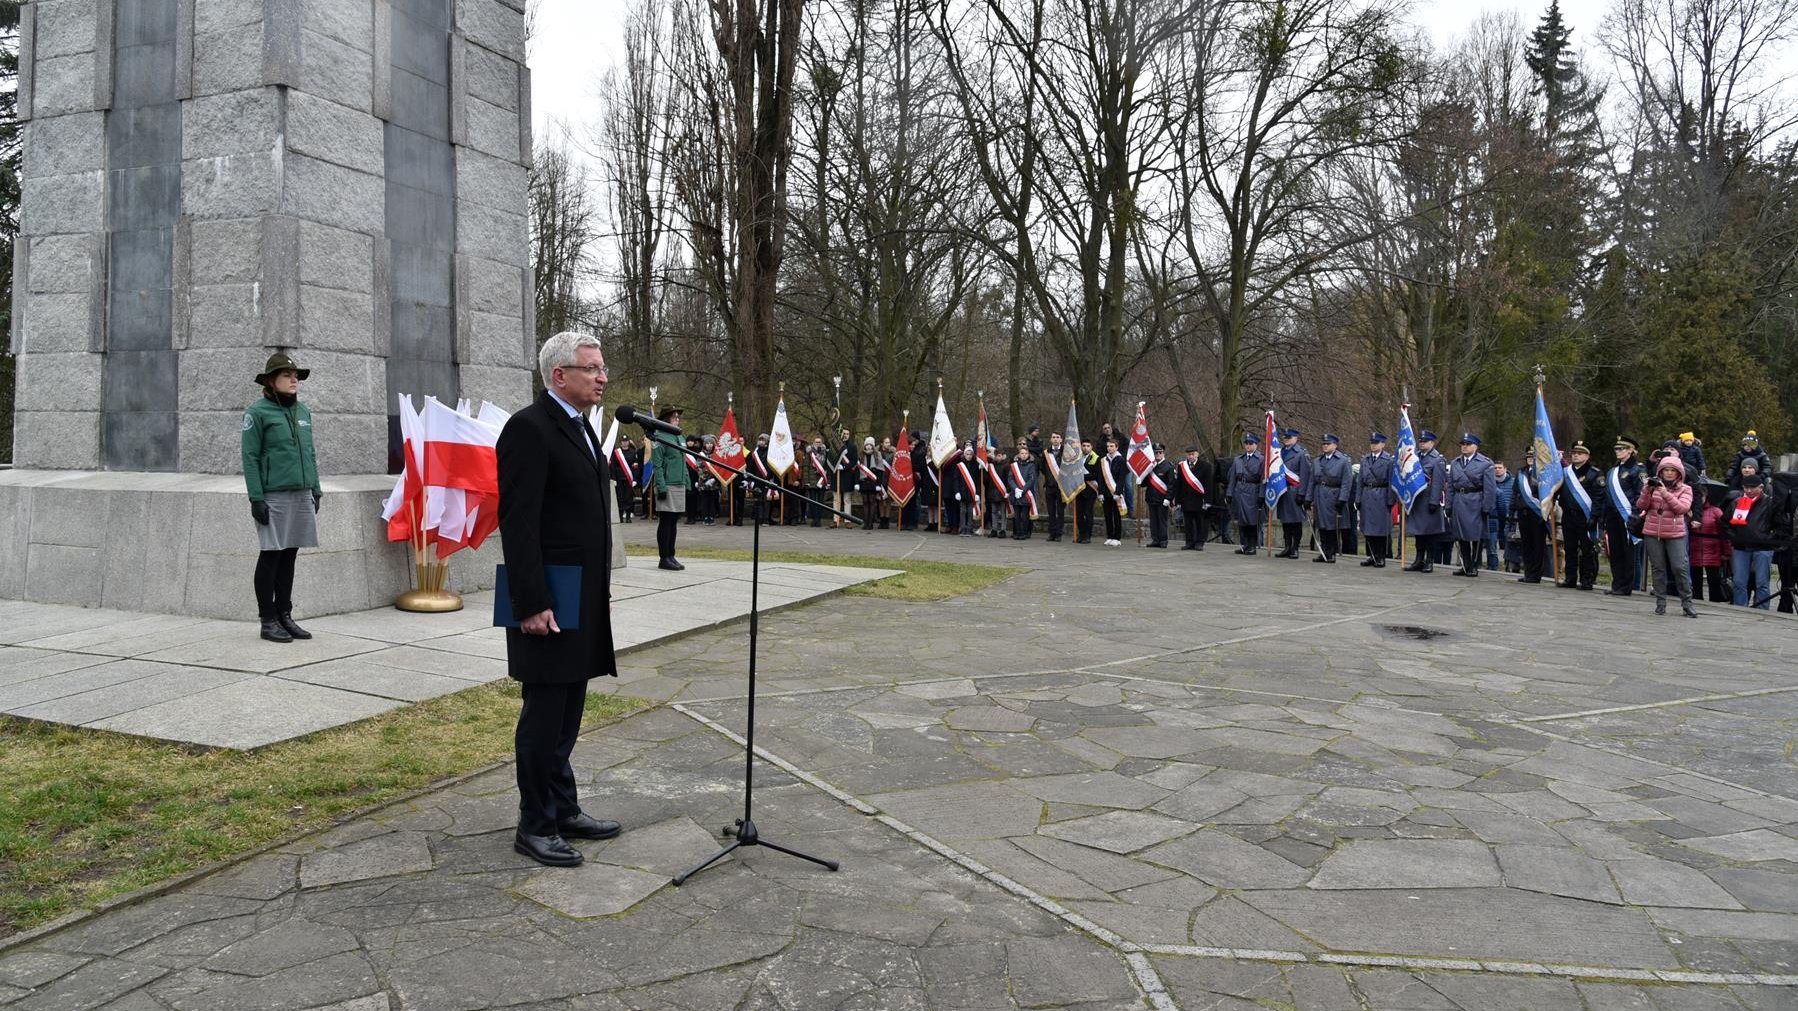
[650,406,689,570]
[241,353,323,643]
[1635,457,1697,617]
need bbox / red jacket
[1634,478,1692,540]
[1690,503,1729,567]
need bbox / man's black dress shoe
[514,832,583,867]
[659,558,685,571]
[558,813,622,840]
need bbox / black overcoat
[497,392,617,684]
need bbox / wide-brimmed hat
[658,404,682,421]
[254,352,309,384]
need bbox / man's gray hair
[538,331,603,378]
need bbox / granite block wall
[12,0,535,477]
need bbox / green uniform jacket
[241,393,323,501]
[650,430,690,491]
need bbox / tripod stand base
[670,818,839,886]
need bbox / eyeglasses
[561,363,607,377]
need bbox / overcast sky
[528,0,1618,147]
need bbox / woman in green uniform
[241,353,323,642]
[650,406,689,570]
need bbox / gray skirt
[257,489,320,551]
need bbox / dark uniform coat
[1358,452,1397,536]
[1172,458,1208,514]
[1447,451,1498,541]
[497,392,616,684]
[1275,444,1312,523]
[1312,451,1354,528]
[1405,448,1449,537]
[1228,451,1266,525]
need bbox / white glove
[955,493,962,501]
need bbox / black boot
[278,613,312,640]
[260,618,294,643]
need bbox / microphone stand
[642,431,855,886]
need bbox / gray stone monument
[1,0,536,618]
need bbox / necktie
[574,415,598,461]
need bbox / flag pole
[937,378,947,536]
[1535,367,1561,585]
[832,375,843,529]
[976,390,985,535]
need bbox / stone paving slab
[3,523,1793,1009]
[0,558,895,748]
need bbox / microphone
[615,405,682,437]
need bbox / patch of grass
[624,546,1020,601]
[0,683,646,939]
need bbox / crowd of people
[604,421,1795,616]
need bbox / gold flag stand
[395,500,463,612]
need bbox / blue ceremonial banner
[1526,387,1564,521]
[1391,405,1429,510]
[1262,411,1289,509]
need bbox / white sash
[1179,461,1205,495]
[1608,465,1641,544]
[955,460,981,508]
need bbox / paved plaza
[0,523,1794,1009]
[0,559,895,748]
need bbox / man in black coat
[496,332,623,868]
[1514,448,1550,583]
[1560,442,1603,590]
[1173,447,1209,550]
[1143,444,1175,548]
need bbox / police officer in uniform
[1274,429,1312,558]
[1359,433,1396,567]
[1602,436,1645,597]
[1228,433,1267,554]
[1560,442,1602,589]
[1403,430,1449,572]
[1447,434,1497,576]
[1311,434,1352,563]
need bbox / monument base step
[0,470,571,621]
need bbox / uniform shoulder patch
[242,412,254,431]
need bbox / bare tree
[529,139,599,343]
[600,0,674,370]
[1164,0,1420,443]
[934,0,1186,425]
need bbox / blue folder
[493,564,582,630]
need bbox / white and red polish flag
[420,397,504,556]
[1126,401,1153,480]
[381,393,431,545]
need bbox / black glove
[1428,503,1440,515]
[313,493,322,514]
[251,500,270,525]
